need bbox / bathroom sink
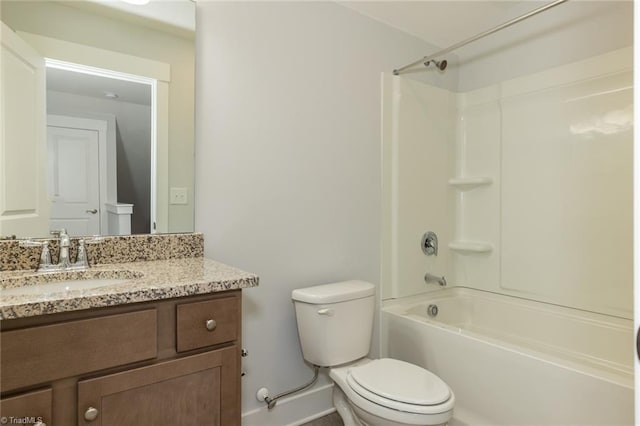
[1,278,128,296]
[0,269,143,296]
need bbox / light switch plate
[170,187,188,205]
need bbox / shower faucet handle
[421,231,438,256]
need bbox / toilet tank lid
[292,280,375,304]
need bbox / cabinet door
[0,388,52,425]
[77,346,239,426]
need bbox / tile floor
[301,411,344,426]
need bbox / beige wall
[1,0,194,233]
[194,2,457,421]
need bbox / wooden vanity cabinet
[0,290,242,426]
[0,388,52,425]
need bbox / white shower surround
[382,288,633,425]
[381,46,633,424]
[382,46,633,318]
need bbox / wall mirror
[0,0,195,238]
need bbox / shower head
[424,59,447,71]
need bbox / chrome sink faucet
[20,231,102,272]
[51,228,72,269]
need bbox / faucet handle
[19,240,53,271]
[421,231,439,256]
[75,236,105,269]
[73,239,90,268]
[39,244,53,270]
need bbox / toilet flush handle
[317,308,334,316]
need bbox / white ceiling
[45,0,194,105]
[47,67,152,106]
[341,1,525,50]
[87,0,195,31]
[341,1,632,62]
[50,1,630,96]
[70,0,195,36]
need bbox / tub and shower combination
[382,5,634,422]
[382,288,633,425]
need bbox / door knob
[86,209,98,214]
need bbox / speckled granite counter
[0,257,259,320]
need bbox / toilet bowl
[292,281,455,426]
[330,358,454,426]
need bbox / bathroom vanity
[0,234,258,426]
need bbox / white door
[47,125,101,236]
[0,22,50,237]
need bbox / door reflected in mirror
[0,0,195,239]
[46,62,154,236]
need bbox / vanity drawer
[176,296,239,352]
[1,309,157,392]
[0,388,52,425]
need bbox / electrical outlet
[170,187,188,205]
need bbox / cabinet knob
[205,319,217,331]
[84,406,99,421]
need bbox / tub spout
[425,273,446,286]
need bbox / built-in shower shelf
[448,177,493,190]
[449,241,493,254]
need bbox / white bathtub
[382,287,634,426]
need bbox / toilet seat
[346,358,452,415]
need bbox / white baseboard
[242,383,336,426]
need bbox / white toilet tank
[292,280,375,367]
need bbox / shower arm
[393,0,569,75]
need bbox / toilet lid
[349,358,451,406]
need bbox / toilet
[292,280,455,426]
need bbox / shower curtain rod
[393,0,569,75]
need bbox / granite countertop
[0,257,259,320]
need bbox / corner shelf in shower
[448,241,493,254]
[448,177,493,190]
